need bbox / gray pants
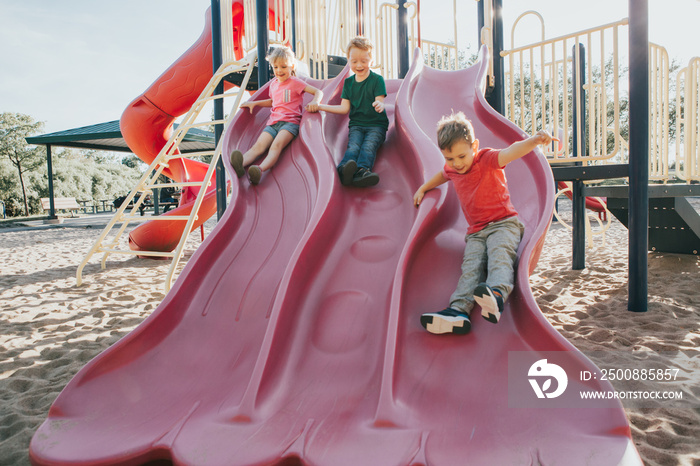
[449,216,525,315]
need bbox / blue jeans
[340,126,386,170]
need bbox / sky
[1,0,698,135]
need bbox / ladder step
[175,120,226,132]
[121,215,192,222]
[166,151,215,160]
[145,182,207,189]
[98,248,176,258]
[197,90,245,104]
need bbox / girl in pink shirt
[230,46,322,185]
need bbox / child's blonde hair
[267,46,297,76]
[346,36,374,58]
[436,112,475,150]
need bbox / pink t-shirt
[267,76,308,126]
[442,148,518,235]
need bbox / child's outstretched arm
[316,99,351,115]
[304,85,324,112]
[241,99,272,113]
[498,129,556,167]
[413,171,449,207]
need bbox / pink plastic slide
[30,47,641,465]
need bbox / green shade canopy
[26,120,215,153]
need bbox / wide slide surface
[30,48,640,465]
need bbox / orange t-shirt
[442,148,518,234]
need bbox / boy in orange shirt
[413,112,554,334]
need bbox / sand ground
[0,203,698,465]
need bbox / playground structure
[27,2,698,464]
[70,0,699,300]
[31,41,643,466]
[28,1,663,465]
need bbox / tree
[0,113,45,216]
[0,114,146,218]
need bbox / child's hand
[241,101,256,113]
[532,130,557,146]
[306,101,319,113]
[413,189,425,207]
[373,100,385,113]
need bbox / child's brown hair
[436,111,475,150]
[267,46,297,76]
[346,36,374,58]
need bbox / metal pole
[212,0,227,220]
[257,0,270,87]
[487,0,505,115]
[572,43,586,270]
[46,145,57,219]
[416,0,421,47]
[628,0,649,312]
[290,0,296,53]
[477,0,484,46]
[397,0,409,78]
[154,187,160,215]
[357,0,364,36]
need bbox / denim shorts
[263,120,300,138]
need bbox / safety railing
[501,17,629,165]
[374,2,400,77]
[237,0,419,80]
[421,39,459,71]
[650,43,670,181]
[372,1,418,78]
[479,0,494,87]
[296,0,330,77]
[326,0,359,60]
[234,0,431,80]
[677,57,700,182]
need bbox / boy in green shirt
[317,37,389,187]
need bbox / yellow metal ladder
[77,52,257,292]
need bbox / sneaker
[474,283,504,324]
[337,160,357,186]
[230,150,245,178]
[351,168,380,187]
[248,165,262,185]
[420,308,471,335]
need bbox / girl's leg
[243,132,275,167]
[258,130,296,172]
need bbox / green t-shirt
[341,71,389,130]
